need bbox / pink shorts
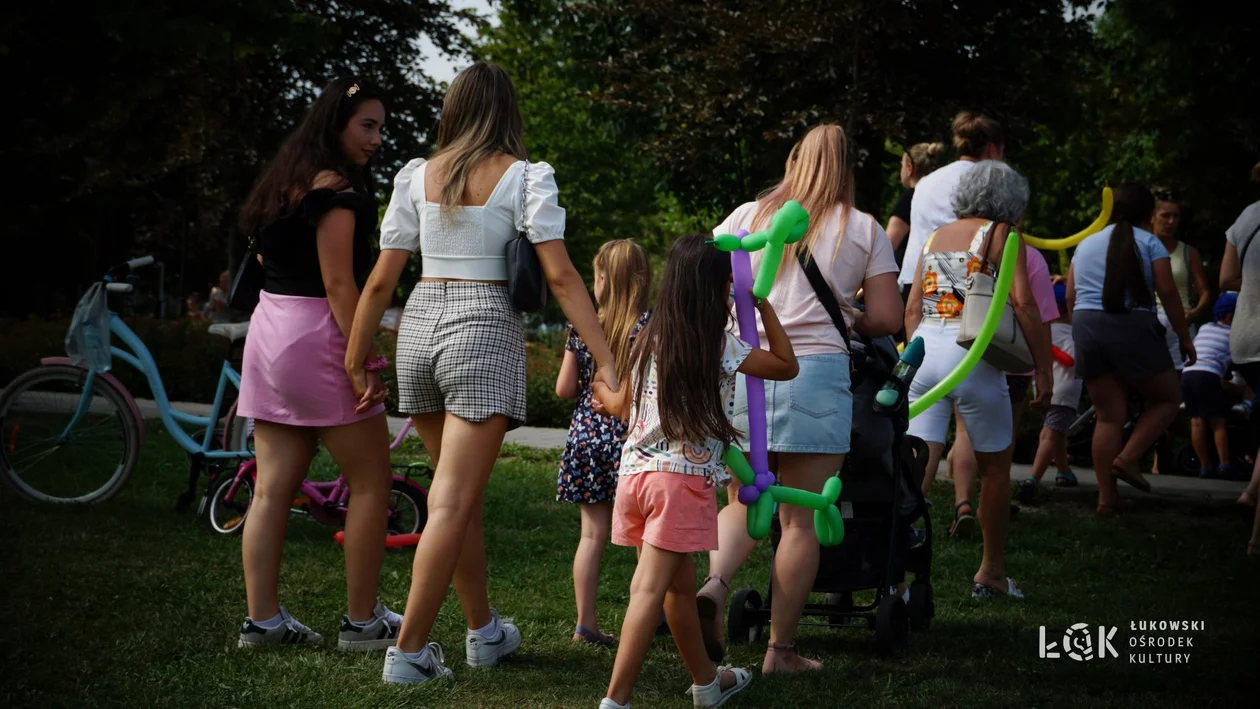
[612,472,718,553]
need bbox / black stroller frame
[726,335,934,658]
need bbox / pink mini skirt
[237,291,385,427]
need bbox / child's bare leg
[664,552,720,687]
[1190,417,1213,471]
[1211,417,1231,471]
[606,543,686,706]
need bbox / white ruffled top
[379,158,566,280]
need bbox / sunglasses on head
[1153,190,1178,202]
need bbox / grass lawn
[2,428,1256,708]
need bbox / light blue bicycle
[0,256,254,504]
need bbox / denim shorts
[731,352,853,455]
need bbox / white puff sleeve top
[379,158,565,280]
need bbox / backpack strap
[796,247,850,344]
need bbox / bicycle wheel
[386,480,427,536]
[220,400,255,455]
[0,365,140,503]
[206,465,254,535]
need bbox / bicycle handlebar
[126,256,155,270]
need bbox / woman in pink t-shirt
[946,245,1058,536]
[695,124,902,673]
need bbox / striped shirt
[1184,321,1232,378]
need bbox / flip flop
[574,625,617,648]
[1111,458,1151,493]
[949,500,976,539]
[970,577,1024,599]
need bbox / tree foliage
[2,1,478,316]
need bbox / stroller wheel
[875,594,909,657]
[727,588,763,646]
[907,581,934,632]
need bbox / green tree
[477,0,671,280]
[1,1,479,317]
[570,0,1096,224]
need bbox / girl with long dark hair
[235,77,401,649]
[592,234,798,708]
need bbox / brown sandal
[1111,457,1151,493]
[763,642,823,674]
[696,575,729,663]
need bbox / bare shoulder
[313,170,351,192]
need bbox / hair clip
[346,83,360,98]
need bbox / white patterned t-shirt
[618,332,753,485]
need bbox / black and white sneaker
[382,643,455,685]
[338,599,403,652]
[238,606,323,648]
[465,608,521,667]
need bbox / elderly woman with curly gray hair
[903,160,1053,599]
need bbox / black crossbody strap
[796,247,850,344]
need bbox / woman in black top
[887,142,945,268]
[233,78,402,649]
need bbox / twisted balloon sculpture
[710,201,845,546]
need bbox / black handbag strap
[795,247,850,344]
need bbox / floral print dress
[556,311,650,503]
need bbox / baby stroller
[726,334,934,658]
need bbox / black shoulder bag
[505,160,549,312]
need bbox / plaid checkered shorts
[396,282,527,429]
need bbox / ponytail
[1101,183,1157,313]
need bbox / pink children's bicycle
[203,419,431,537]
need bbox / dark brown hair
[239,77,384,238]
[629,234,739,447]
[952,111,1003,159]
[1102,183,1157,313]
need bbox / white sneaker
[382,643,455,685]
[465,608,521,667]
[686,666,752,708]
[338,598,402,652]
[237,606,323,647]
[600,698,630,709]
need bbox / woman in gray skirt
[1066,183,1195,514]
[344,62,618,686]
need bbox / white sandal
[685,666,752,708]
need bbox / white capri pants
[907,318,1013,453]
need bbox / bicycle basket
[64,282,112,372]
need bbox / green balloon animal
[711,200,845,547]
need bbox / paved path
[142,399,1247,502]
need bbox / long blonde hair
[594,239,651,385]
[430,62,526,210]
[751,124,854,271]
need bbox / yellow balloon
[1022,186,1114,251]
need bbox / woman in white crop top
[344,62,618,686]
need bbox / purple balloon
[755,472,774,492]
[730,242,769,477]
[737,485,762,505]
